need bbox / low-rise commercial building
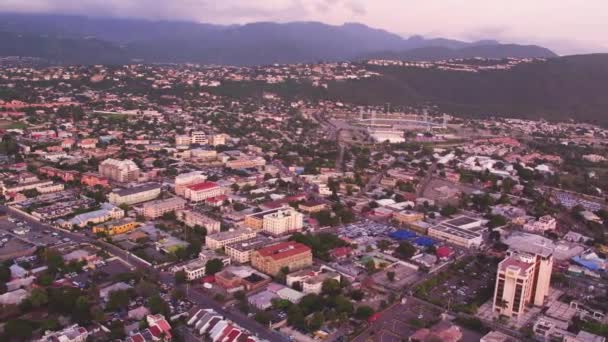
[108,183,161,205]
[70,203,124,228]
[427,216,485,248]
[93,218,139,236]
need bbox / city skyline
[0,0,607,55]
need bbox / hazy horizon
[1,0,607,55]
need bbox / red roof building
[251,241,313,276]
[436,246,453,259]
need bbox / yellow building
[93,218,139,236]
[251,241,313,276]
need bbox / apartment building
[250,241,313,276]
[39,166,80,182]
[492,251,554,319]
[108,183,161,206]
[175,134,192,146]
[244,206,287,230]
[208,133,227,146]
[184,181,224,202]
[262,207,304,236]
[205,229,257,250]
[393,210,425,224]
[224,235,272,263]
[191,131,207,145]
[36,183,64,194]
[225,156,266,169]
[176,209,221,234]
[98,158,140,182]
[142,197,187,219]
[174,171,207,196]
[93,218,139,236]
[80,172,110,187]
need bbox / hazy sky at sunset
[1,0,606,54]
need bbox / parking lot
[413,255,498,314]
[338,220,396,239]
[352,299,443,342]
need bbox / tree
[395,241,416,260]
[148,294,170,317]
[205,259,224,275]
[355,306,375,320]
[321,279,341,296]
[73,296,92,324]
[174,270,187,284]
[254,311,273,326]
[108,320,125,340]
[136,280,159,297]
[4,319,34,340]
[333,295,354,315]
[440,205,458,217]
[377,239,391,252]
[107,290,131,311]
[308,312,325,331]
[487,214,508,229]
[349,290,364,301]
[0,263,11,282]
[299,294,323,314]
[29,287,48,308]
[287,305,307,331]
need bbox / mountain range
[0,13,557,65]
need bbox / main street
[1,205,287,342]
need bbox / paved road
[1,205,287,342]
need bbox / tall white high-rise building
[98,158,140,182]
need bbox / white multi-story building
[174,171,207,196]
[37,324,88,342]
[205,229,257,250]
[176,209,221,234]
[184,181,224,202]
[191,131,207,145]
[492,249,553,319]
[262,207,304,236]
[98,158,140,182]
[142,197,187,219]
[523,215,557,233]
[224,235,272,263]
[427,216,486,248]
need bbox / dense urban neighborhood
[0,58,607,342]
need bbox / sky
[1,0,607,55]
